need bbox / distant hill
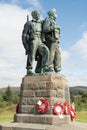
[0,86,87,95]
[70,86,87,95]
[0,86,20,95]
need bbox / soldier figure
[43,8,61,73]
[22,10,50,75]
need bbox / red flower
[70,109,77,120]
[53,103,64,115]
[64,102,71,115]
[37,98,50,114]
[64,102,77,120]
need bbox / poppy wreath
[69,105,77,120]
[64,102,71,115]
[70,109,77,120]
[53,103,64,115]
[37,98,50,114]
[16,104,19,113]
[64,102,77,120]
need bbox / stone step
[0,123,47,130]
[0,122,87,130]
[14,114,71,125]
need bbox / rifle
[22,15,30,55]
[27,15,29,22]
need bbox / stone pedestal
[1,75,86,130]
[18,75,70,114]
[14,74,70,125]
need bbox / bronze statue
[43,8,61,73]
[22,9,61,75]
[22,10,50,75]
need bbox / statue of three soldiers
[22,8,61,75]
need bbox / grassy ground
[0,114,14,122]
[0,106,15,123]
[76,111,87,123]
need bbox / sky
[0,0,87,88]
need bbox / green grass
[0,114,14,123]
[76,111,87,123]
[0,106,16,123]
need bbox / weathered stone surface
[57,90,65,98]
[19,105,35,114]
[21,90,35,97]
[20,97,65,106]
[64,85,70,103]
[20,97,27,105]
[18,75,68,115]
[21,82,46,90]
[0,122,87,130]
[21,75,68,89]
[35,90,57,97]
[14,114,71,125]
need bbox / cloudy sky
[0,0,87,88]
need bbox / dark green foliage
[11,94,19,104]
[3,86,12,102]
[0,86,19,108]
[0,91,3,101]
[70,91,87,111]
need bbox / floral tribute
[53,103,64,115]
[64,102,77,120]
[16,104,19,113]
[37,98,76,120]
[53,102,77,120]
[37,98,50,113]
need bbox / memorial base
[0,75,87,130]
[14,114,71,125]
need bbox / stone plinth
[18,75,70,115]
[13,75,70,124]
[14,114,71,125]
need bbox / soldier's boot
[27,69,35,75]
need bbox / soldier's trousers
[26,37,49,72]
[45,41,61,72]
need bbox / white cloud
[0,3,32,87]
[61,49,70,62]
[27,0,42,10]
[61,31,87,87]
[67,74,87,87]
[72,31,87,61]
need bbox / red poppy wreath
[16,104,19,113]
[64,102,77,120]
[37,98,50,114]
[53,103,64,115]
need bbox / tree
[81,92,87,103]
[0,91,3,101]
[11,94,19,104]
[70,92,75,103]
[3,86,12,102]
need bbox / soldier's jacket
[43,18,60,43]
[22,20,45,53]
